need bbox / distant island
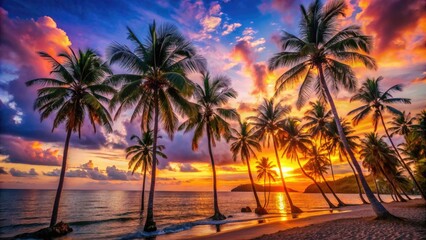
[231,183,298,192]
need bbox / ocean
[0,189,400,239]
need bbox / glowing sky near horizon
[0,0,425,191]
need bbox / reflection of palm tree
[107,22,206,231]
[268,0,390,217]
[248,98,302,213]
[280,118,336,208]
[303,144,346,207]
[349,77,424,200]
[27,48,115,227]
[256,157,278,208]
[126,131,167,215]
[360,133,406,202]
[180,73,238,220]
[229,121,267,214]
[325,119,368,204]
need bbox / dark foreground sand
[194,199,426,240]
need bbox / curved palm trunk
[273,137,302,213]
[140,163,147,215]
[206,124,226,220]
[373,175,384,203]
[296,155,336,208]
[376,162,406,202]
[246,158,266,214]
[399,185,412,200]
[318,65,391,218]
[344,152,368,204]
[144,91,159,232]
[328,151,336,189]
[318,165,346,207]
[50,129,72,227]
[378,112,425,200]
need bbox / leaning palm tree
[268,0,391,217]
[107,22,206,231]
[280,118,337,208]
[325,119,368,204]
[388,111,415,137]
[256,157,278,208]
[304,144,346,207]
[179,72,238,220]
[248,98,302,213]
[126,131,167,215]
[348,77,425,200]
[360,133,406,202]
[26,48,114,227]
[228,121,267,214]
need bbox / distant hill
[231,183,298,192]
[304,175,377,193]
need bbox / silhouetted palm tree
[256,157,278,208]
[26,48,114,227]
[280,118,337,208]
[248,98,302,213]
[388,111,415,137]
[360,133,406,202]
[348,77,424,199]
[179,72,238,220]
[228,121,267,214]
[126,131,167,214]
[107,22,206,231]
[304,144,346,206]
[267,0,390,217]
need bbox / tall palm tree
[348,77,425,200]
[360,133,406,202]
[304,144,346,207]
[248,98,302,213]
[325,119,368,204]
[228,121,267,214]
[256,157,278,208]
[388,111,415,137]
[280,118,337,208]
[268,0,391,218]
[126,131,167,215]
[26,48,114,227]
[179,72,238,220]
[107,22,206,231]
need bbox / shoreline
[189,199,425,240]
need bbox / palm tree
[179,72,238,220]
[348,77,425,200]
[388,111,415,137]
[248,98,302,213]
[360,133,406,202]
[26,48,114,227]
[280,118,337,208]
[126,131,167,215]
[256,157,278,208]
[325,119,368,204]
[228,121,267,214]
[268,0,391,218]
[107,22,206,231]
[304,144,346,207]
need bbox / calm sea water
[0,189,399,239]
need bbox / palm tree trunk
[296,155,336,208]
[263,176,267,208]
[328,151,336,189]
[399,185,412,200]
[373,175,384,203]
[378,112,425,200]
[318,166,346,207]
[144,91,159,232]
[50,129,72,227]
[140,163,147,215]
[272,137,302,213]
[376,162,406,202]
[246,158,266,214]
[267,177,271,208]
[343,152,368,204]
[206,123,225,220]
[318,65,391,218]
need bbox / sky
[0,0,425,192]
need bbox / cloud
[0,167,8,174]
[0,135,62,166]
[179,163,200,172]
[222,22,242,36]
[10,168,38,177]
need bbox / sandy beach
[193,199,426,240]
